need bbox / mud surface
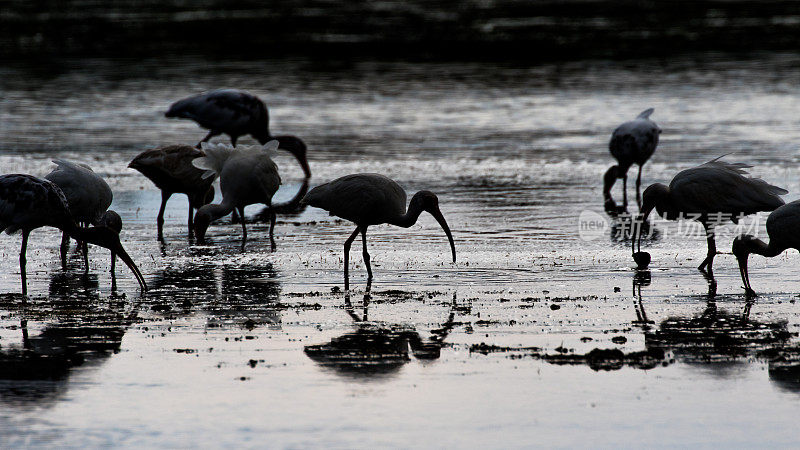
[2,54,800,446]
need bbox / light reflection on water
[1,54,800,446]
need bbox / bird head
[275,136,312,178]
[98,210,122,233]
[732,235,758,296]
[193,206,213,244]
[631,183,669,269]
[410,191,456,263]
[77,226,146,291]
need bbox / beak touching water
[429,206,456,263]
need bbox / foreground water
[1,54,800,447]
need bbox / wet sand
[2,55,800,446]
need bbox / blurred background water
[2,1,800,447]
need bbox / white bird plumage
[191,141,283,250]
[44,159,121,273]
[605,108,661,213]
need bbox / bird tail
[637,108,655,119]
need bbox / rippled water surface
[1,54,800,447]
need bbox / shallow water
[1,54,800,447]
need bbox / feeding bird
[604,108,661,212]
[164,89,312,178]
[632,157,787,275]
[44,159,121,273]
[301,173,456,289]
[733,200,800,296]
[0,174,147,296]
[192,141,308,250]
[129,145,216,240]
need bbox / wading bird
[45,160,121,273]
[604,108,661,212]
[0,174,147,296]
[192,141,308,250]
[733,200,800,296]
[632,158,786,275]
[165,89,312,177]
[301,173,456,289]
[129,145,216,240]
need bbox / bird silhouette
[301,173,456,289]
[44,159,121,273]
[129,145,216,240]
[733,200,800,296]
[191,141,308,250]
[0,174,146,296]
[164,89,312,178]
[604,108,661,212]
[632,157,786,276]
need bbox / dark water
[1,54,800,446]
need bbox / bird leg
[238,206,247,251]
[361,227,372,281]
[636,165,643,210]
[196,130,221,149]
[82,240,89,274]
[187,198,194,239]
[157,191,170,241]
[698,224,717,275]
[266,207,277,251]
[60,231,70,270]
[343,227,360,291]
[20,230,29,298]
[622,175,629,211]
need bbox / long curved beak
[430,207,456,263]
[116,246,147,291]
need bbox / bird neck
[389,203,424,228]
[745,237,785,258]
[203,202,236,223]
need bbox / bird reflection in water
[631,272,800,391]
[0,307,130,407]
[304,284,458,377]
[146,262,282,328]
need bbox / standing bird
[0,174,147,296]
[604,108,661,212]
[44,160,121,273]
[733,200,800,296]
[192,141,308,250]
[164,89,312,178]
[301,173,456,289]
[632,157,787,275]
[128,145,216,240]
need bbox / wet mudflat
[2,54,800,446]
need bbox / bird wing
[636,108,655,119]
[0,174,71,233]
[670,160,786,216]
[766,200,800,250]
[130,145,214,189]
[166,89,266,132]
[303,174,407,224]
[194,142,279,180]
[45,159,113,224]
[218,151,281,204]
[609,113,660,166]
